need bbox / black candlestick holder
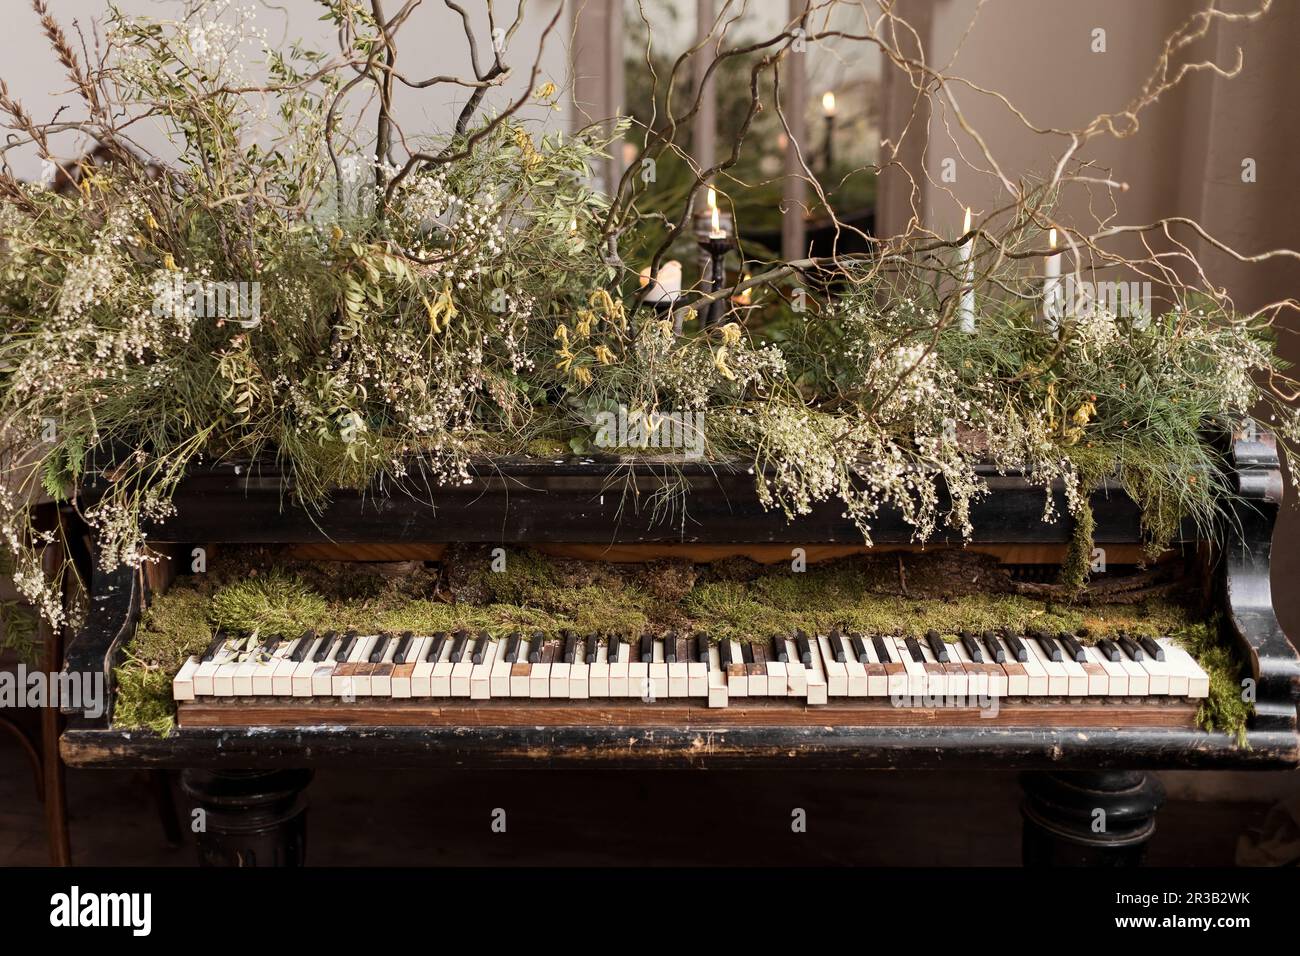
[698,235,732,328]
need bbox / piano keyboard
[174,627,1210,708]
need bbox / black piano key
[1057,632,1086,663]
[695,635,710,664]
[561,631,577,664]
[585,635,600,664]
[313,630,337,662]
[425,631,447,662]
[200,634,226,663]
[828,630,847,663]
[1002,630,1028,663]
[1138,635,1165,661]
[959,631,983,663]
[924,630,949,663]
[334,629,358,662]
[529,632,546,663]
[718,640,733,668]
[741,642,755,664]
[449,630,470,663]
[904,636,925,663]
[871,634,892,664]
[260,635,282,660]
[770,636,789,663]
[850,633,869,664]
[663,634,678,664]
[795,631,813,665]
[503,632,521,663]
[368,633,390,663]
[1033,632,1062,662]
[1096,637,1121,662]
[980,630,1006,664]
[392,631,413,665]
[288,630,315,663]
[1117,634,1143,661]
[471,631,491,664]
[640,634,655,663]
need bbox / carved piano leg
[1019,770,1165,866]
[180,769,312,867]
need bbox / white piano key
[590,641,610,697]
[880,637,909,698]
[214,637,251,697]
[896,636,927,698]
[508,637,532,698]
[232,636,261,696]
[842,642,867,696]
[804,636,828,706]
[1115,644,1149,696]
[668,639,689,698]
[1016,638,1050,696]
[451,635,478,697]
[569,639,590,699]
[765,644,789,699]
[1079,646,1111,696]
[249,639,287,696]
[271,639,302,696]
[1026,639,1068,696]
[491,637,515,697]
[706,643,728,708]
[1162,641,1208,698]
[608,641,630,697]
[332,634,369,698]
[783,638,807,696]
[628,642,649,700]
[430,635,456,696]
[861,637,890,697]
[192,639,233,697]
[1090,644,1129,696]
[529,639,553,699]
[470,635,497,700]
[913,637,946,699]
[687,641,708,698]
[1136,642,1172,695]
[817,635,848,697]
[746,644,769,697]
[935,637,968,697]
[648,639,669,699]
[172,656,199,702]
[391,636,427,699]
[351,635,380,697]
[724,640,748,697]
[1057,646,1090,696]
[950,639,988,699]
[550,651,571,699]
[408,637,435,697]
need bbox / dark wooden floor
[1,738,1296,866]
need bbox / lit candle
[821,91,837,116]
[709,204,726,240]
[1042,227,1061,334]
[958,207,975,333]
[821,91,837,172]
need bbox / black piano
[56,430,1300,866]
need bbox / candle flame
[822,91,837,115]
[963,207,972,233]
[1048,227,1057,250]
[711,205,721,235]
[707,186,717,211]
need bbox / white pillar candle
[958,207,975,333]
[1042,228,1061,335]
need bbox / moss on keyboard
[113,547,1248,739]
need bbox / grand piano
[55,429,1300,866]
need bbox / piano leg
[1019,770,1165,867]
[180,769,313,867]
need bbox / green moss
[1059,496,1095,595]
[1178,618,1252,745]
[524,438,571,458]
[208,571,329,637]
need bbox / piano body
[57,432,1300,866]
